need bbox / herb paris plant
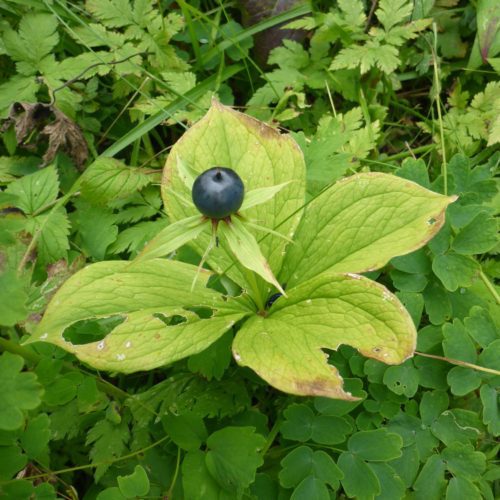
[28,102,455,399]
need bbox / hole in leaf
[63,315,126,345]
[153,313,187,326]
[184,306,214,319]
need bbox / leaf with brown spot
[233,272,416,399]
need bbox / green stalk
[479,269,500,305]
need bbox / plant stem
[260,418,282,457]
[0,336,40,364]
[0,435,170,485]
[479,269,500,305]
[415,351,500,376]
[166,446,182,498]
[431,23,448,195]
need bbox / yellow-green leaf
[281,173,456,288]
[161,100,306,293]
[28,259,247,373]
[135,215,208,262]
[233,272,416,399]
[218,217,285,296]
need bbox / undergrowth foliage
[0,0,499,499]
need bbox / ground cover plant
[0,0,499,499]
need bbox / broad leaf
[80,158,152,205]
[233,272,416,399]
[27,208,70,264]
[281,173,456,288]
[161,100,306,294]
[28,259,248,372]
[205,427,266,494]
[5,165,59,215]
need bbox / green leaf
[162,413,207,451]
[108,219,167,256]
[27,209,70,264]
[86,419,129,481]
[86,0,134,28]
[281,404,352,444]
[446,477,482,500]
[452,212,498,254]
[176,155,198,190]
[182,450,223,500]
[442,320,477,363]
[96,487,126,500]
[281,173,455,288]
[240,182,292,211]
[2,13,59,73]
[337,452,380,498]
[187,330,233,381]
[396,158,431,188]
[389,443,419,488]
[420,390,449,426]
[43,372,81,406]
[465,307,499,348]
[0,269,29,326]
[5,165,59,215]
[383,361,419,397]
[447,366,481,396]
[80,158,152,205]
[135,215,208,262]
[279,446,343,490]
[369,462,406,500]
[413,455,446,500]
[0,353,43,431]
[233,272,416,399]
[390,270,428,292]
[219,217,285,295]
[291,477,330,500]
[205,427,266,494]
[160,100,305,297]
[117,465,150,498]
[480,385,500,436]
[441,442,486,480]
[423,278,452,325]
[72,202,118,260]
[431,411,481,446]
[0,444,27,481]
[331,41,401,74]
[432,253,480,291]
[20,413,50,466]
[348,429,403,461]
[0,77,39,118]
[468,0,500,68]
[29,259,246,372]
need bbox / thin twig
[365,0,378,33]
[479,269,500,305]
[50,51,152,105]
[415,351,500,376]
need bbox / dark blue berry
[192,167,244,219]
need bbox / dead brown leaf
[1,102,89,170]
